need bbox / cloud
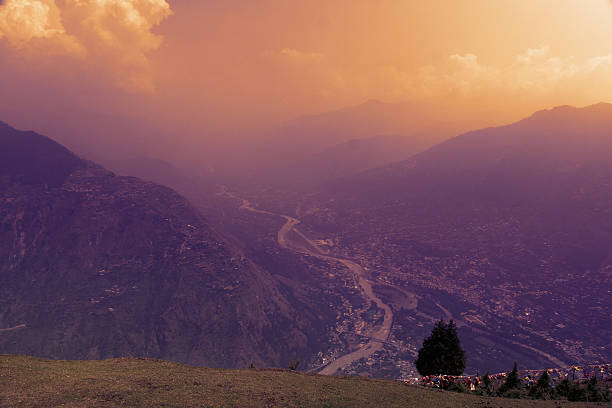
[0,0,59,43]
[399,46,612,114]
[0,0,82,53]
[278,47,324,62]
[0,0,172,91]
[515,46,551,64]
[449,46,612,94]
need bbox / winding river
[236,196,568,373]
[239,199,394,374]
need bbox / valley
[3,3,612,406]
[3,103,610,381]
[236,194,394,375]
[215,186,577,379]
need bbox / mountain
[288,135,429,185]
[248,134,436,191]
[302,103,612,369]
[233,100,472,190]
[272,99,460,153]
[330,103,612,203]
[0,106,224,199]
[101,155,218,202]
[0,121,329,368]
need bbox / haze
[2,0,612,173]
[2,0,612,386]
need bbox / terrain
[230,196,393,375]
[1,102,610,382]
[290,103,612,375]
[210,188,577,378]
[0,122,333,369]
[198,103,612,379]
[0,355,604,408]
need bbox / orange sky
[1,0,612,145]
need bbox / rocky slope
[0,121,327,368]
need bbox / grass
[0,355,609,408]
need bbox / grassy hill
[0,355,608,408]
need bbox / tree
[415,320,466,376]
[529,370,553,399]
[585,377,610,402]
[555,378,585,401]
[480,373,494,395]
[498,362,525,398]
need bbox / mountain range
[233,99,477,190]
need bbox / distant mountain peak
[530,102,612,120]
[587,101,612,108]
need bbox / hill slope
[0,355,600,408]
[0,122,329,369]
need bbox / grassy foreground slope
[0,356,607,408]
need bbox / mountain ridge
[327,102,612,202]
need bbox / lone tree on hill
[415,320,466,376]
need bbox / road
[0,324,26,332]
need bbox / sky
[1,0,612,162]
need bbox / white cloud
[414,47,612,107]
[0,0,172,91]
[0,0,82,53]
[516,46,551,64]
[0,0,59,43]
[278,47,323,62]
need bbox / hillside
[0,122,331,369]
[299,103,612,373]
[0,355,603,408]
